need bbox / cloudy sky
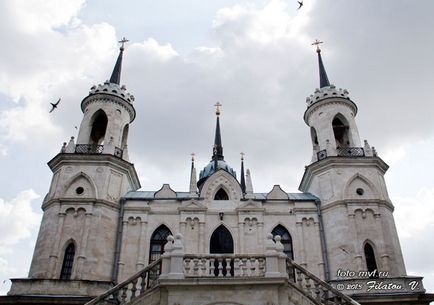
[1,0,434,295]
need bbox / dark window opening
[332,116,350,148]
[210,225,234,276]
[310,127,319,146]
[214,188,229,200]
[364,243,378,278]
[60,243,75,280]
[149,225,172,264]
[90,110,108,144]
[271,225,294,259]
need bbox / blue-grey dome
[199,160,237,182]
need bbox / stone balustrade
[183,254,266,277]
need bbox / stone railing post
[274,235,287,276]
[265,234,280,278]
[167,233,185,279]
[103,136,115,155]
[159,235,174,279]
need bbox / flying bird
[297,1,303,9]
[49,98,61,113]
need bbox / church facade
[2,42,433,305]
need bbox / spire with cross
[110,36,129,85]
[311,39,330,88]
[212,102,224,161]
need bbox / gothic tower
[9,41,141,297]
[299,42,406,281]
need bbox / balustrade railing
[286,258,360,305]
[336,147,365,157]
[75,144,104,154]
[85,259,161,305]
[183,254,266,278]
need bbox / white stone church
[1,41,433,305]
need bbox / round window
[75,187,84,195]
[356,188,364,196]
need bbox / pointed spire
[109,37,129,85]
[311,39,330,88]
[245,169,254,199]
[189,153,197,196]
[212,102,224,161]
[240,152,246,195]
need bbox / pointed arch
[60,241,76,280]
[121,124,129,149]
[332,113,350,148]
[149,225,172,263]
[364,241,378,278]
[271,225,294,259]
[214,188,229,200]
[210,225,234,254]
[200,170,243,201]
[89,109,108,144]
[63,172,97,199]
[310,126,319,147]
[344,173,379,199]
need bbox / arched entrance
[210,225,234,254]
[210,225,234,276]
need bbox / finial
[191,153,195,162]
[311,39,323,53]
[240,152,245,161]
[214,102,222,116]
[119,37,129,51]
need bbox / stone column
[117,220,129,280]
[257,221,264,252]
[238,220,245,253]
[374,213,390,272]
[265,234,281,277]
[348,212,363,271]
[296,221,306,266]
[167,234,185,279]
[199,222,205,253]
[75,211,93,278]
[49,212,66,278]
[136,219,148,270]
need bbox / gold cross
[214,102,222,116]
[311,39,323,52]
[119,37,129,50]
[240,152,245,161]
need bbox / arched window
[214,188,229,200]
[210,225,234,276]
[149,225,172,263]
[60,242,75,280]
[210,225,234,254]
[121,124,129,149]
[272,225,294,259]
[332,114,350,148]
[364,243,378,277]
[310,127,319,147]
[90,110,108,144]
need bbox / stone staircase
[85,234,360,305]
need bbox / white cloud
[0,189,42,246]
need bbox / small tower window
[60,242,75,280]
[310,127,319,147]
[332,115,350,148]
[364,243,378,278]
[149,225,172,264]
[121,124,129,149]
[214,188,229,200]
[90,110,108,144]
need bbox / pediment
[200,169,242,201]
[266,185,289,200]
[155,184,177,198]
[237,200,264,211]
[179,200,207,211]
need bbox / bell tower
[9,39,141,298]
[299,41,406,281]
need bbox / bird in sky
[49,98,61,113]
[297,1,303,9]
